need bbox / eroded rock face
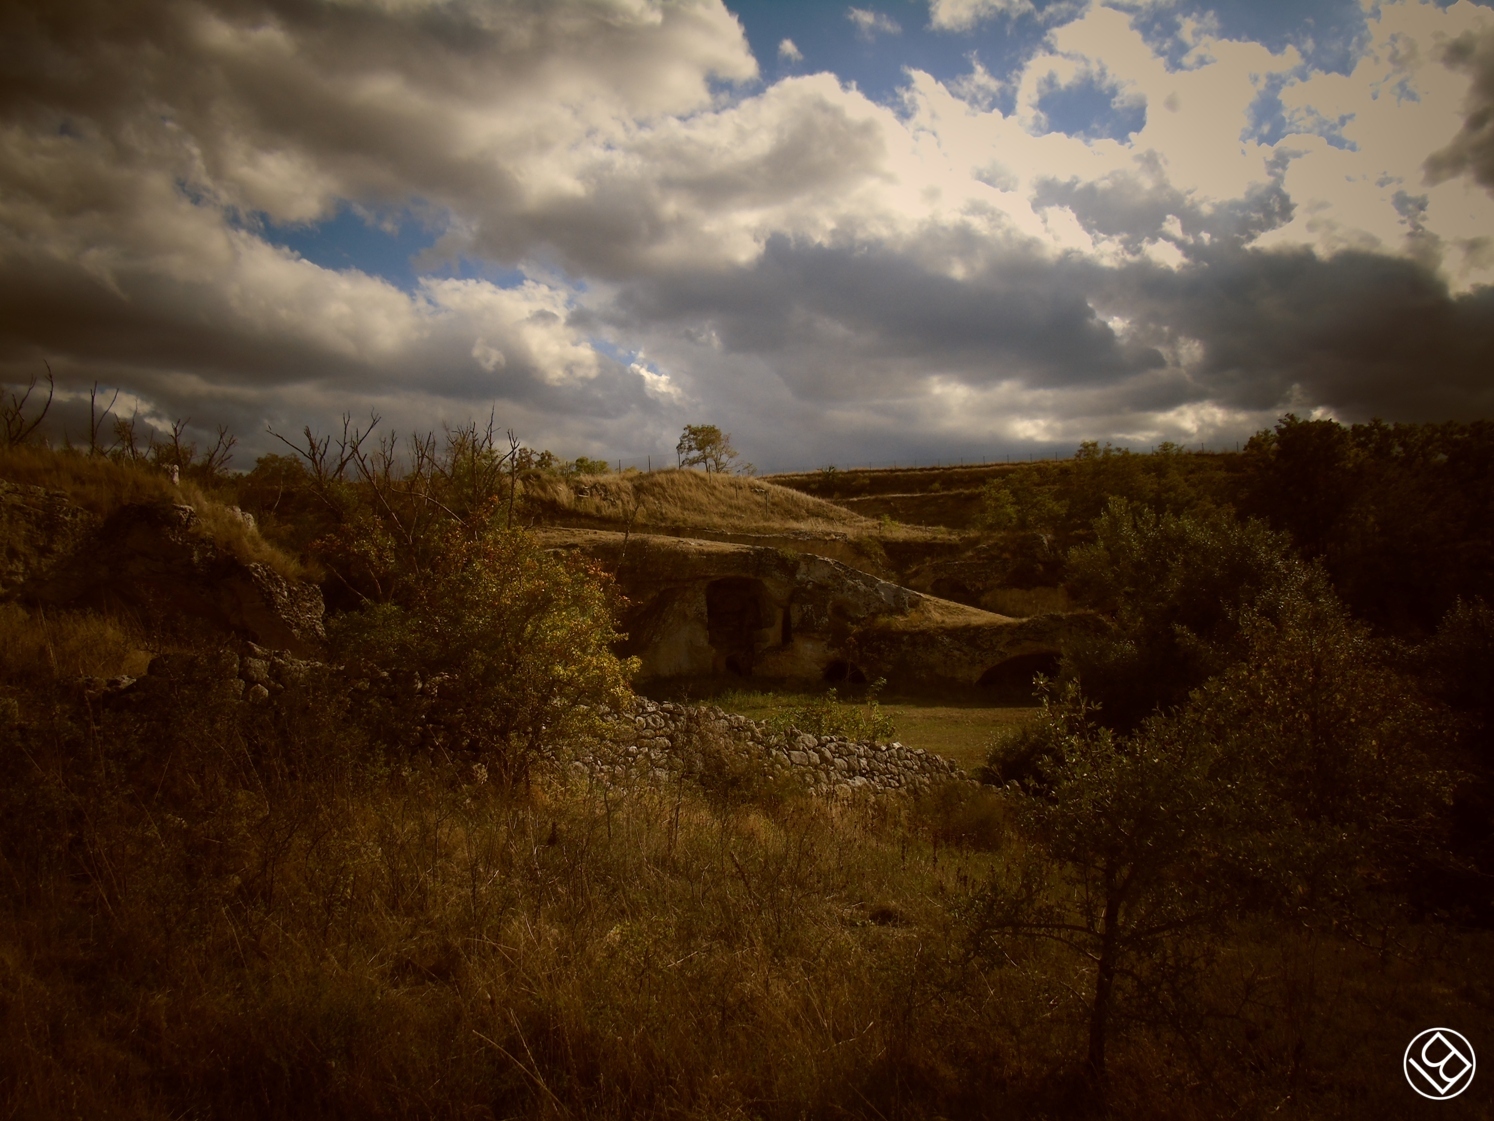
[0,481,98,594]
[22,502,326,655]
[535,528,1084,691]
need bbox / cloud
[631,358,686,402]
[1109,245,1494,422]
[1426,25,1494,191]
[0,0,1490,470]
[847,8,901,40]
[928,0,1035,34]
[0,0,760,454]
[778,38,803,63]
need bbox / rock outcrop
[0,481,98,594]
[21,501,325,655]
[536,528,1088,692]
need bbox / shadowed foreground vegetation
[4,666,1490,1119]
[2,416,1493,1118]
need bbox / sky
[2,0,1493,471]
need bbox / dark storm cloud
[612,231,1165,401]
[1033,164,1296,256]
[1426,25,1494,191]
[615,229,1494,425]
[1113,245,1494,422]
[1,0,1491,467]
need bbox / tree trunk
[1087,889,1121,1088]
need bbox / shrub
[765,684,897,743]
[335,526,636,780]
[1062,497,1312,730]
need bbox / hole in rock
[706,577,775,676]
[930,577,978,606]
[977,652,1061,702]
[822,659,868,685]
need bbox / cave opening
[822,659,868,685]
[705,577,776,676]
[977,652,1061,702]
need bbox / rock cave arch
[977,651,1061,702]
[705,577,779,675]
[929,576,978,606]
[821,659,868,685]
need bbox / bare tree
[110,411,148,464]
[269,411,379,508]
[88,382,120,456]
[506,428,520,527]
[2,363,54,447]
[202,425,237,474]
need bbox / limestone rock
[22,501,325,655]
[0,481,97,595]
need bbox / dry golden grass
[982,586,1073,617]
[0,445,305,580]
[182,482,308,580]
[0,602,151,682]
[0,443,180,513]
[3,654,1489,1119]
[520,468,879,535]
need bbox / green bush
[335,526,636,780]
[765,684,897,743]
[1062,497,1312,730]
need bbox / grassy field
[640,680,1037,772]
[877,702,1037,769]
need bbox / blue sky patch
[260,206,442,291]
[1035,67,1146,140]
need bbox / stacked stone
[82,650,964,798]
[572,699,965,797]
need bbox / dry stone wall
[574,698,966,796]
[88,649,967,798]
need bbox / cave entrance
[706,577,777,676]
[822,659,868,685]
[977,652,1061,702]
[929,576,978,606]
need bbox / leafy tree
[513,447,560,473]
[978,581,1459,1090]
[1242,415,1494,631]
[976,470,1066,533]
[1423,597,1494,754]
[676,424,739,473]
[1062,498,1309,731]
[336,526,636,782]
[1241,414,1360,563]
[564,455,611,477]
[1188,582,1458,911]
[974,683,1255,1089]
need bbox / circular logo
[1405,1028,1476,1100]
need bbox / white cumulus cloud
[928,0,1035,33]
[848,8,902,39]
